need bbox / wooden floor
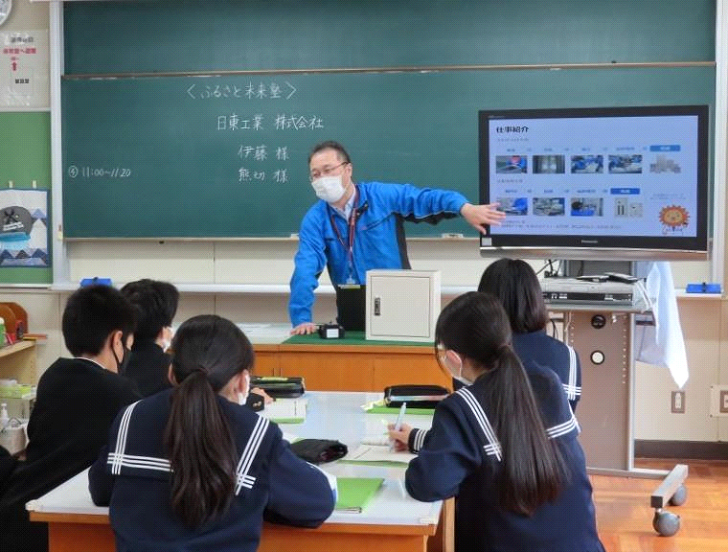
[593,459,728,552]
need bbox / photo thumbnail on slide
[608,155,642,174]
[570,198,604,217]
[533,155,565,174]
[495,155,528,174]
[570,155,603,174]
[533,197,565,216]
[496,197,528,215]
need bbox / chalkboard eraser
[685,282,721,294]
[80,277,113,287]
[441,233,464,239]
[289,233,299,239]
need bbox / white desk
[28,392,452,552]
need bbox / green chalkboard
[61,67,715,238]
[63,0,715,74]
[61,0,716,238]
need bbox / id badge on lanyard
[330,192,359,284]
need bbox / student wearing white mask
[289,140,506,335]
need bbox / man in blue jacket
[289,141,505,334]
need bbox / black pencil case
[289,439,348,464]
[250,376,305,398]
[384,384,450,409]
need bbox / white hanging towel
[635,261,689,388]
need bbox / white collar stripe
[235,417,269,494]
[546,413,579,439]
[457,389,500,452]
[566,346,579,400]
[237,416,268,475]
[456,388,502,461]
[107,454,170,468]
[112,401,140,475]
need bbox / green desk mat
[365,406,435,416]
[335,477,385,512]
[339,460,410,468]
[284,331,433,347]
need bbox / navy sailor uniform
[407,361,604,552]
[89,389,335,552]
[513,330,582,412]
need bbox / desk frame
[32,504,453,552]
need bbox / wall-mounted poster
[0,188,49,267]
[0,30,49,108]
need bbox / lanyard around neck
[329,187,359,256]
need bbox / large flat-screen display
[479,105,709,260]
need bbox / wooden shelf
[0,340,38,384]
[0,340,35,359]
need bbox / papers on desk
[335,477,385,513]
[259,398,307,424]
[345,444,416,465]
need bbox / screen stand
[550,259,687,535]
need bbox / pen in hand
[390,402,407,451]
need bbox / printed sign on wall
[0,188,49,268]
[0,30,49,108]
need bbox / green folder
[365,405,435,416]
[335,477,384,513]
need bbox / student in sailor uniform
[478,258,582,411]
[389,292,605,552]
[89,315,336,552]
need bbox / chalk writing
[68,165,132,179]
[218,114,323,131]
[187,81,297,100]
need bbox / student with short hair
[89,315,335,551]
[478,258,582,411]
[0,285,140,552]
[120,279,179,396]
[389,292,604,552]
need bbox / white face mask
[443,350,473,386]
[238,372,251,405]
[311,175,347,203]
[160,326,173,352]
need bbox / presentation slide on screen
[486,115,699,238]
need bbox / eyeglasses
[309,161,348,182]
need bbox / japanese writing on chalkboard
[187,81,297,100]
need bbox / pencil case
[383,384,449,409]
[250,376,305,398]
[289,439,348,464]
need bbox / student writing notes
[389,292,604,552]
[89,315,335,552]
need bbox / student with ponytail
[389,292,604,552]
[89,315,335,552]
[478,258,582,411]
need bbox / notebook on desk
[335,477,384,513]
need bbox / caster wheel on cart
[668,484,687,507]
[653,510,681,537]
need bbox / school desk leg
[428,498,454,552]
